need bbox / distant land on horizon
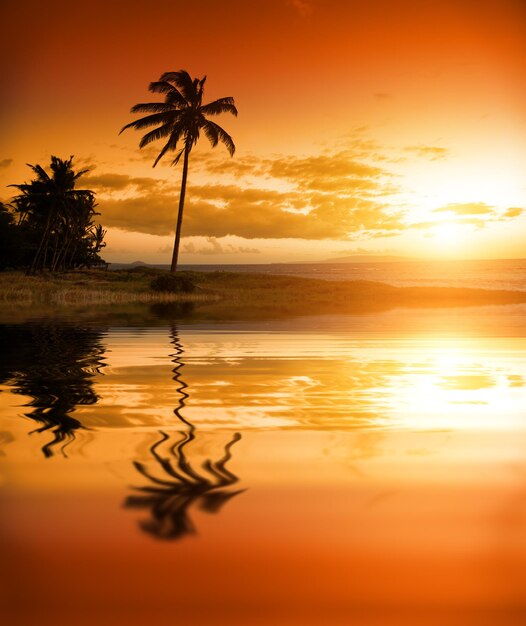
[108,256,415,269]
[319,254,416,264]
[108,256,526,270]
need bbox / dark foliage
[150,273,196,293]
[0,203,25,270]
[3,156,106,273]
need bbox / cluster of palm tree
[1,70,235,274]
[4,156,106,273]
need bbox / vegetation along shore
[1,267,526,313]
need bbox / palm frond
[149,80,187,107]
[131,102,175,114]
[202,121,219,148]
[148,81,176,94]
[152,130,183,167]
[30,164,50,181]
[73,168,91,180]
[123,70,236,176]
[139,123,174,148]
[160,70,196,102]
[171,148,185,166]
[152,141,173,168]
[202,120,235,156]
[200,97,238,117]
[120,111,177,135]
[152,123,188,167]
[165,89,187,108]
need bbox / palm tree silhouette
[9,156,101,273]
[120,70,237,273]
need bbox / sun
[428,221,468,253]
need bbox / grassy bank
[1,268,526,314]
[0,268,213,306]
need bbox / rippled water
[1,305,526,625]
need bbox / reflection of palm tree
[125,430,244,540]
[0,324,106,457]
[170,324,192,429]
[125,324,245,540]
[120,70,237,273]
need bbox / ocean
[178,258,526,291]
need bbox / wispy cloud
[404,145,449,160]
[82,172,164,193]
[502,207,523,219]
[434,202,495,216]
[431,202,524,226]
[288,0,313,18]
[182,237,260,255]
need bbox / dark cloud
[0,159,13,169]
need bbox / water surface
[1,305,525,625]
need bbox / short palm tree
[10,157,97,273]
[120,70,237,273]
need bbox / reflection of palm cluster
[125,428,244,540]
[0,323,105,457]
[0,320,246,539]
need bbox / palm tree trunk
[29,209,53,275]
[170,146,190,274]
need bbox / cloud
[81,173,164,193]
[267,151,385,184]
[99,184,404,240]
[182,237,260,255]
[332,247,398,256]
[502,207,524,219]
[197,153,263,177]
[421,203,524,229]
[404,146,449,160]
[433,202,495,216]
[127,146,170,164]
[0,159,13,169]
[96,146,404,240]
[374,93,392,100]
[288,0,313,18]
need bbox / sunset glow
[2,0,525,264]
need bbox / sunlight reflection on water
[1,310,525,625]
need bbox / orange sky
[2,0,525,263]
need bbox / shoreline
[1,269,526,311]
